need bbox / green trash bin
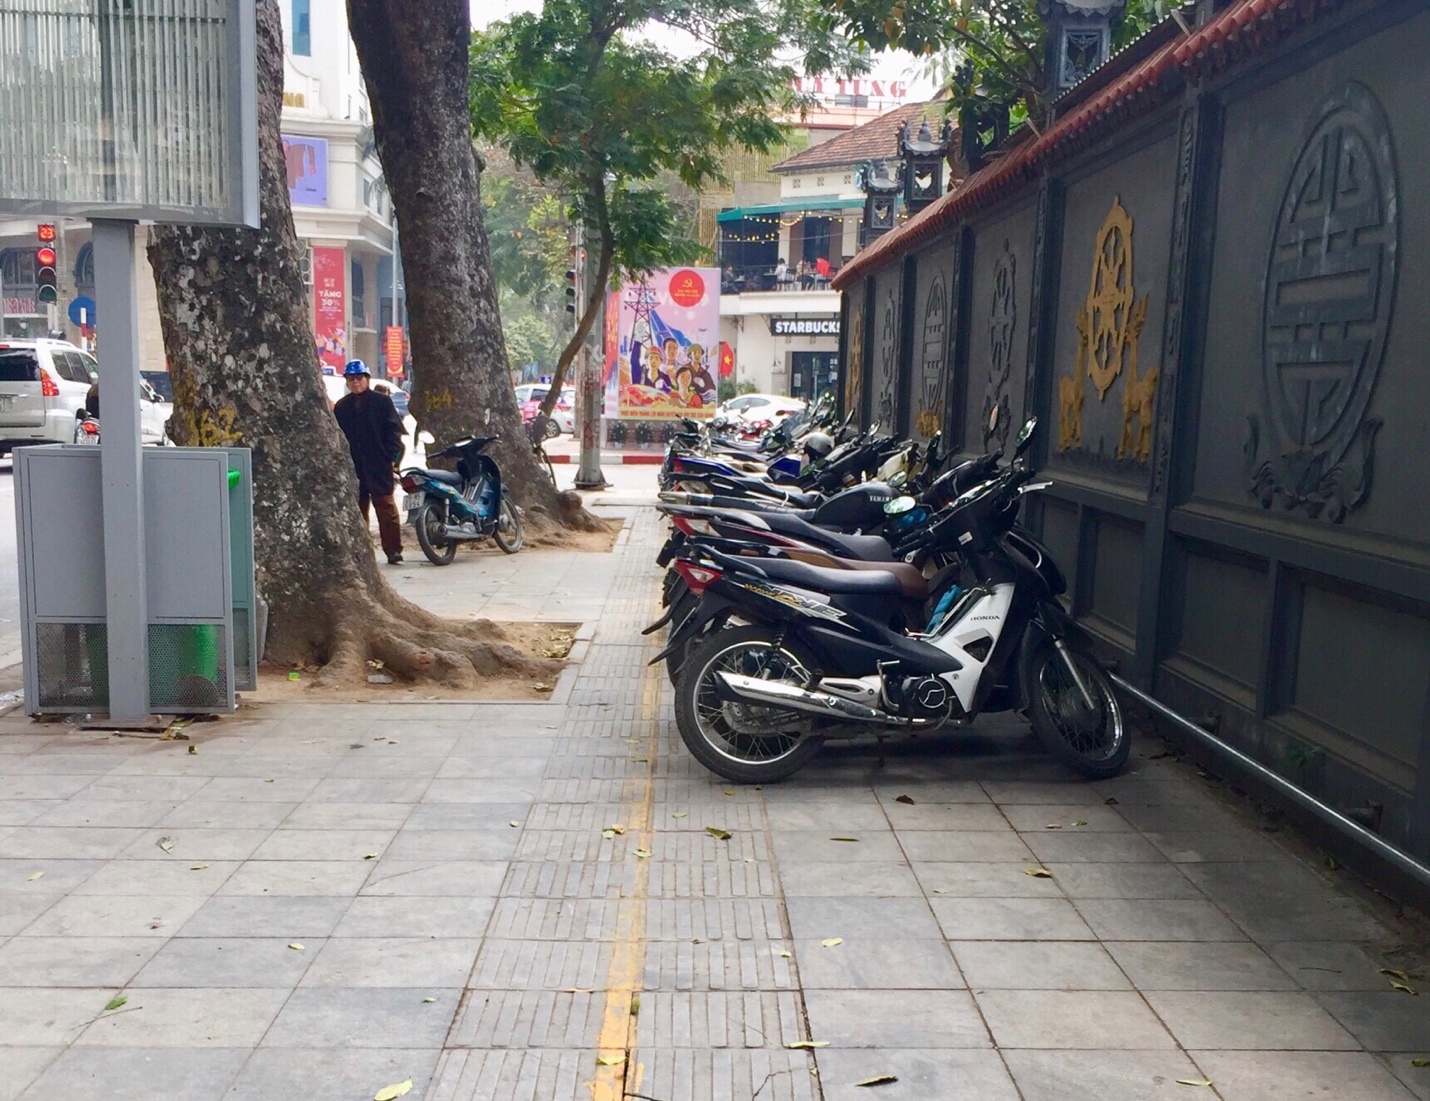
[149,624,222,709]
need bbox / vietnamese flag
[718,342,735,378]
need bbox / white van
[0,339,169,451]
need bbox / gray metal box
[16,446,245,715]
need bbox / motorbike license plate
[402,493,423,512]
[0,395,13,411]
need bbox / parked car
[321,372,348,407]
[715,393,805,427]
[0,339,170,451]
[517,386,575,436]
[141,370,174,403]
[372,380,409,417]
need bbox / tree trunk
[347,0,603,529]
[146,0,556,689]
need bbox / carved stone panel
[870,272,902,431]
[983,242,1017,449]
[1245,82,1399,522]
[910,246,954,441]
[843,288,867,423]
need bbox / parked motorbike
[400,429,522,564]
[650,417,1130,784]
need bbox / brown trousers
[359,488,403,558]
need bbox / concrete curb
[547,452,663,465]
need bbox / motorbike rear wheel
[674,625,823,783]
[414,501,457,566]
[1027,640,1129,779]
[493,497,523,554]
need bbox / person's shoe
[387,552,404,564]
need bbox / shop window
[292,0,310,56]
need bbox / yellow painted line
[589,633,662,1101]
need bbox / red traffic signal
[35,244,58,306]
[37,223,56,243]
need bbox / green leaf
[634,848,651,859]
[1410,1058,1429,1067]
[374,1080,412,1101]
[706,827,733,841]
[104,994,127,1011]
[1024,867,1053,878]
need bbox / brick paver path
[0,500,1426,1100]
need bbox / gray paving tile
[771,831,907,864]
[157,801,298,830]
[1107,941,1298,991]
[334,896,496,938]
[633,990,807,1048]
[0,936,159,987]
[1266,942,1399,991]
[644,898,785,941]
[803,989,991,1047]
[467,939,612,992]
[912,861,1064,899]
[226,1047,440,1101]
[1385,1053,1430,1101]
[77,987,289,1047]
[813,1048,1019,1100]
[277,801,413,830]
[1144,831,1290,863]
[195,778,320,803]
[776,861,923,897]
[23,894,207,938]
[217,860,373,897]
[177,896,352,938]
[360,860,507,897]
[0,893,60,936]
[131,937,317,988]
[73,859,239,896]
[249,828,396,861]
[784,897,941,941]
[983,781,1112,805]
[1076,898,1246,941]
[1192,1050,1418,1100]
[403,803,531,830]
[976,990,1178,1049]
[382,829,518,861]
[1317,991,1430,1052]
[1180,862,1388,943]
[307,778,432,803]
[0,801,61,827]
[0,1047,60,1101]
[0,857,103,892]
[262,986,458,1048]
[25,1045,249,1101]
[1023,831,1167,864]
[882,802,1012,831]
[1000,804,1132,832]
[614,1048,822,1101]
[1004,1049,1210,1100]
[793,938,964,990]
[1147,990,1359,1050]
[299,937,480,988]
[2,826,147,860]
[436,756,548,779]
[327,753,448,779]
[420,779,540,804]
[1040,862,1203,899]
[31,800,182,828]
[762,801,896,830]
[75,776,211,801]
[118,828,274,862]
[953,940,1130,990]
[930,897,1095,941]
[897,830,1035,863]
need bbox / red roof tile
[771,101,950,175]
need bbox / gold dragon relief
[1057,196,1159,463]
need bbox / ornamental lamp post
[1039,0,1129,93]
[856,160,903,249]
[900,117,954,215]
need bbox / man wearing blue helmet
[334,359,407,564]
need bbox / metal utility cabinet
[16,445,255,715]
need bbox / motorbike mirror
[1015,417,1037,454]
[884,495,916,516]
[417,430,435,445]
[888,470,908,488]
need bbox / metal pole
[91,219,149,720]
[573,223,608,489]
[1111,673,1430,893]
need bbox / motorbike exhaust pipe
[713,672,908,725]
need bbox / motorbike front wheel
[493,497,523,554]
[414,501,457,566]
[1027,639,1130,779]
[674,625,823,783]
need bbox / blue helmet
[343,359,370,378]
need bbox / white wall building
[717,101,943,400]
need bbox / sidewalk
[0,471,1426,1100]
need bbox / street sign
[384,325,404,377]
[68,296,97,327]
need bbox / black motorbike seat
[729,555,905,597]
[425,469,463,486]
[758,512,894,562]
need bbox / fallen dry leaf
[190,864,208,871]
[509,821,520,828]
[596,1053,625,1067]
[422,997,436,1003]
[855,1075,899,1087]
[777,950,793,959]
[1175,1080,1213,1088]
[288,943,304,951]
[671,811,688,819]
[820,937,843,948]
[103,994,127,1011]
[786,1040,829,1050]
[1410,1058,1429,1068]
[634,848,651,859]
[1104,796,1119,805]
[27,871,43,881]
[187,745,197,754]
[604,824,626,835]
[1044,824,1062,830]
[1390,980,1417,995]
[830,837,860,843]
[723,788,736,796]
[706,827,733,841]
[364,853,379,860]
[1024,867,1053,878]
[373,1080,412,1101]
[1073,820,1088,826]
[157,837,175,853]
[894,795,916,805]
[1381,968,1413,983]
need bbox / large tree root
[305,582,561,690]
[525,489,612,536]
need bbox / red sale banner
[312,247,347,372]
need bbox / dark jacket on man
[334,388,405,497]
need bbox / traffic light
[35,238,58,306]
[564,269,577,315]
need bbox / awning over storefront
[716,197,860,223]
